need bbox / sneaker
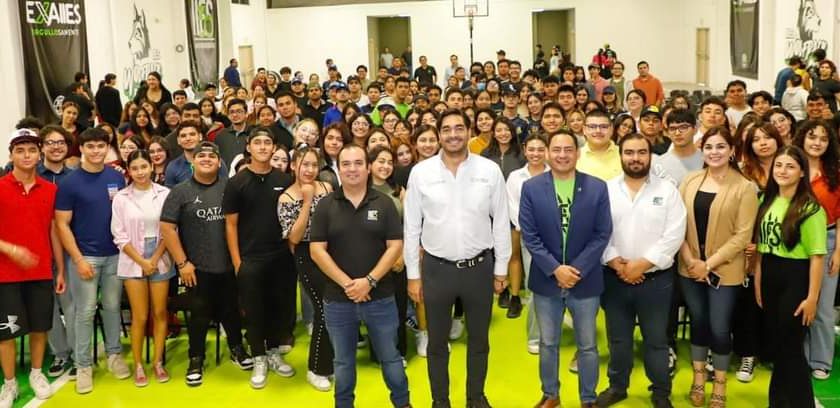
[107,354,130,380]
[75,367,93,394]
[498,288,510,309]
[449,318,464,340]
[29,370,51,400]
[405,316,419,333]
[416,330,429,357]
[506,295,523,318]
[813,368,830,380]
[250,356,268,389]
[594,388,628,407]
[68,367,77,381]
[569,353,578,373]
[48,357,68,378]
[306,370,331,392]
[230,344,254,370]
[668,347,677,378]
[185,357,203,387]
[356,332,368,349]
[0,380,19,408]
[734,356,756,382]
[278,344,293,355]
[527,340,539,355]
[267,348,295,377]
[133,364,149,388]
[153,362,170,383]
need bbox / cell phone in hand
[707,270,722,289]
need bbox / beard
[621,161,650,179]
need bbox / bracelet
[176,260,189,270]
[365,274,378,288]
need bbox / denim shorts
[120,237,176,282]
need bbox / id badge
[107,184,120,200]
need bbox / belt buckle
[455,260,468,269]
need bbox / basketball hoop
[452,0,488,64]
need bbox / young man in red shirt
[0,129,65,407]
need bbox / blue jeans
[602,269,673,397]
[324,296,409,408]
[68,255,123,368]
[806,228,837,371]
[48,258,75,361]
[679,275,738,370]
[533,290,600,403]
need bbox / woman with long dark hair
[679,127,758,407]
[741,122,784,191]
[134,71,172,106]
[127,108,158,146]
[755,145,826,408]
[157,103,181,136]
[278,146,334,391]
[792,120,840,381]
[96,73,123,127]
[147,137,171,185]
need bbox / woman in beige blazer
[678,127,759,407]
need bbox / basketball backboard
[452,0,488,18]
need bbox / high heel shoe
[709,377,726,408]
[689,368,705,407]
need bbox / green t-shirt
[554,177,575,259]
[757,196,828,259]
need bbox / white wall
[262,0,687,87]
[229,0,268,73]
[0,1,27,164]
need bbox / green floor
[9,303,840,407]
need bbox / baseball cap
[414,93,429,102]
[603,86,616,94]
[194,141,220,157]
[640,105,662,119]
[291,78,303,85]
[9,128,40,147]
[247,128,276,144]
[307,81,320,90]
[329,81,349,91]
[500,83,519,96]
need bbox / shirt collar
[334,185,377,206]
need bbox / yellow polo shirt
[577,141,621,181]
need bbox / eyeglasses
[667,124,693,133]
[43,140,67,147]
[585,124,611,131]
[228,109,246,115]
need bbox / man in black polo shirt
[310,144,410,408]
[414,56,437,90]
[223,128,296,390]
[160,142,253,387]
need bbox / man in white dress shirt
[404,109,511,408]
[595,134,686,408]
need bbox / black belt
[427,249,492,269]
[828,224,836,231]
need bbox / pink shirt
[111,183,171,278]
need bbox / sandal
[709,377,726,408]
[689,368,705,407]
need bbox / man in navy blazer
[519,129,612,408]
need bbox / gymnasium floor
[9,302,840,408]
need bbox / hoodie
[781,86,809,121]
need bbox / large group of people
[1,43,840,408]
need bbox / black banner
[185,0,219,91]
[730,0,759,78]
[18,0,89,122]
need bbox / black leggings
[296,243,333,376]
[237,251,296,356]
[187,269,245,359]
[761,254,815,408]
[732,277,765,360]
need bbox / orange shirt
[812,173,840,225]
[632,75,665,106]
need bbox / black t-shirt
[310,188,402,302]
[414,66,437,87]
[222,167,293,257]
[814,78,840,113]
[160,176,232,274]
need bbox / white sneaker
[250,356,268,389]
[0,381,18,408]
[75,367,93,394]
[267,348,295,377]
[306,371,331,392]
[107,354,130,380]
[527,340,539,355]
[416,331,428,357]
[29,370,52,400]
[736,357,756,382]
[278,344,293,355]
[449,318,464,340]
[812,368,830,380]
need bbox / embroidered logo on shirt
[367,210,379,221]
[193,196,203,204]
[652,196,664,206]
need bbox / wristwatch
[366,274,378,288]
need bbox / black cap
[247,128,276,144]
[640,105,662,119]
[194,141,220,157]
[500,83,519,96]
